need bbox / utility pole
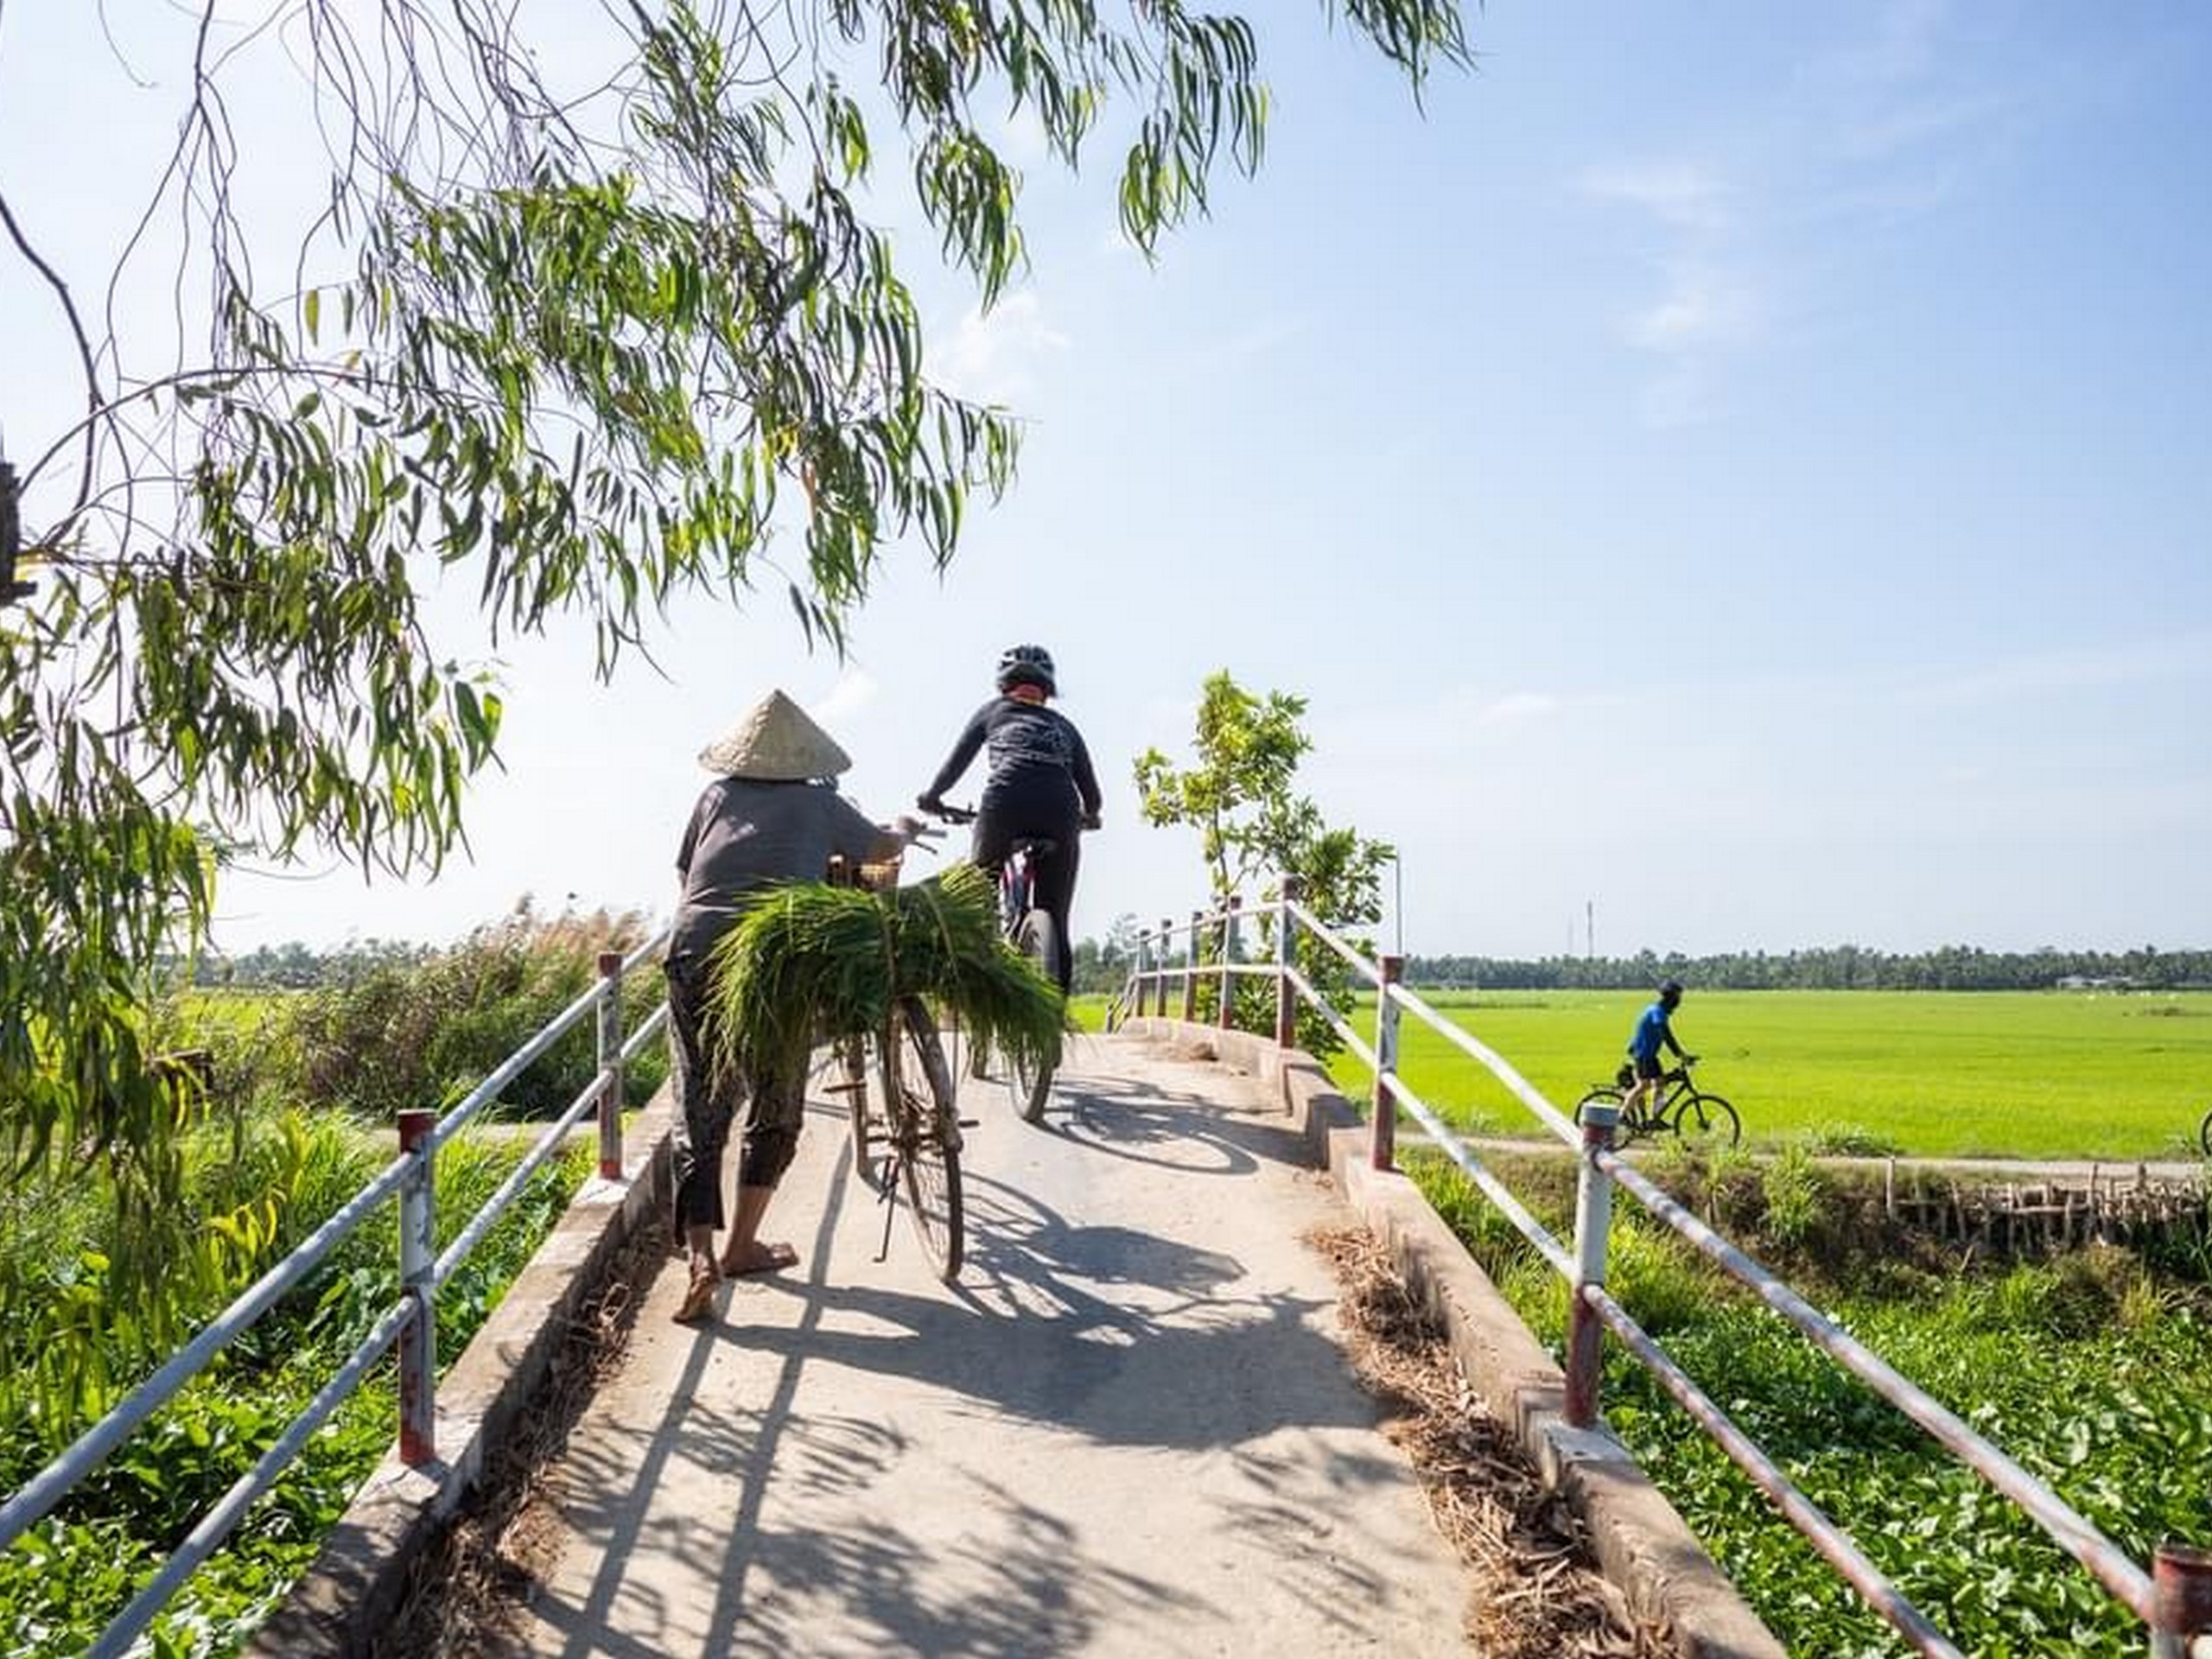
[1586,899,1594,963]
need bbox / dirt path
[467,1033,1477,1657]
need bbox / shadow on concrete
[1026,1068,1314,1178]
[499,1042,1429,1658]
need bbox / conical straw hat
[698,690,852,779]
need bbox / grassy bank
[1414,1147,2212,1656]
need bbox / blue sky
[3,2,2207,958]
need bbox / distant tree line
[1403,944,2212,993]
[195,926,2211,999]
[188,938,431,989]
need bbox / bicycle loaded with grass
[711,859,1065,1283]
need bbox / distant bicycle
[925,801,1087,1123]
[1575,1056,1741,1151]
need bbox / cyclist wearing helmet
[918,645,1102,991]
[1624,979,1694,1119]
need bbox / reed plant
[709,863,1065,1081]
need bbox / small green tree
[1134,671,1393,1054]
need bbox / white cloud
[1900,635,2212,709]
[1580,162,1763,423]
[811,668,880,724]
[1626,264,1764,354]
[1580,161,1733,232]
[931,291,1070,406]
[1834,0,1951,88]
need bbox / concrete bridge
[249,1021,1771,1658]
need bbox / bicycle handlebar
[919,798,1099,832]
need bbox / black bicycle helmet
[1658,978,1684,1006]
[996,643,1057,696]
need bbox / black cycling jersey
[925,696,1102,823]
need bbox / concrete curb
[1117,1016,1786,1659]
[248,1090,677,1659]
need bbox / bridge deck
[493,1031,1471,1656]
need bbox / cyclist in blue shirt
[1624,979,1694,1119]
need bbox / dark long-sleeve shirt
[670,778,887,963]
[926,696,1102,824]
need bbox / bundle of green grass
[707,862,1065,1081]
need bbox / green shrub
[1759,1144,1827,1249]
[0,1122,590,1657]
[1796,1122,1906,1158]
[281,903,666,1122]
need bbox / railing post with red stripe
[397,1109,438,1466]
[1156,918,1173,1018]
[1217,896,1241,1032]
[1370,955,1403,1169]
[2152,1542,2212,1658]
[1274,877,1301,1050]
[595,949,626,1179]
[1566,1098,1620,1429]
[1182,911,1202,1022]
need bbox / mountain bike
[924,802,1082,1122]
[1574,1056,1741,1151]
[824,840,965,1281]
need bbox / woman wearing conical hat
[664,690,903,1323]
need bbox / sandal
[671,1260,719,1324]
[717,1240,799,1278]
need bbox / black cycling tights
[971,810,1079,993]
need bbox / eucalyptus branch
[0,190,105,524]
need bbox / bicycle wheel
[1007,909,1065,1124]
[838,1034,873,1180]
[2198,1109,2211,1160]
[1673,1091,1741,1152]
[1574,1087,1636,1142]
[882,997,963,1281]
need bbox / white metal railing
[0,925,671,1658]
[1116,887,2211,1658]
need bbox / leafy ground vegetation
[0,911,662,1657]
[1412,1146,2212,1657]
[1332,989,2212,1160]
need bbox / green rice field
[1077,988,2212,1160]
[1320,989,2212,1160]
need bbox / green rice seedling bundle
[709,863,1065,1080]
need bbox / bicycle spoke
[1674,1092,1742,1153]
[884,1000,963,1280]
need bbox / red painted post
[1274,876,1302,1051]
[1565,1096,1620,1430]
[1155,918,1173,1017]
[1370,955,1404,1169]
[1181,911,1202,1022]
[2152,1542,2212,1657]
[595,950,625,1180]
[1217,896,1242,1032]
[397,1109,437,1466]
